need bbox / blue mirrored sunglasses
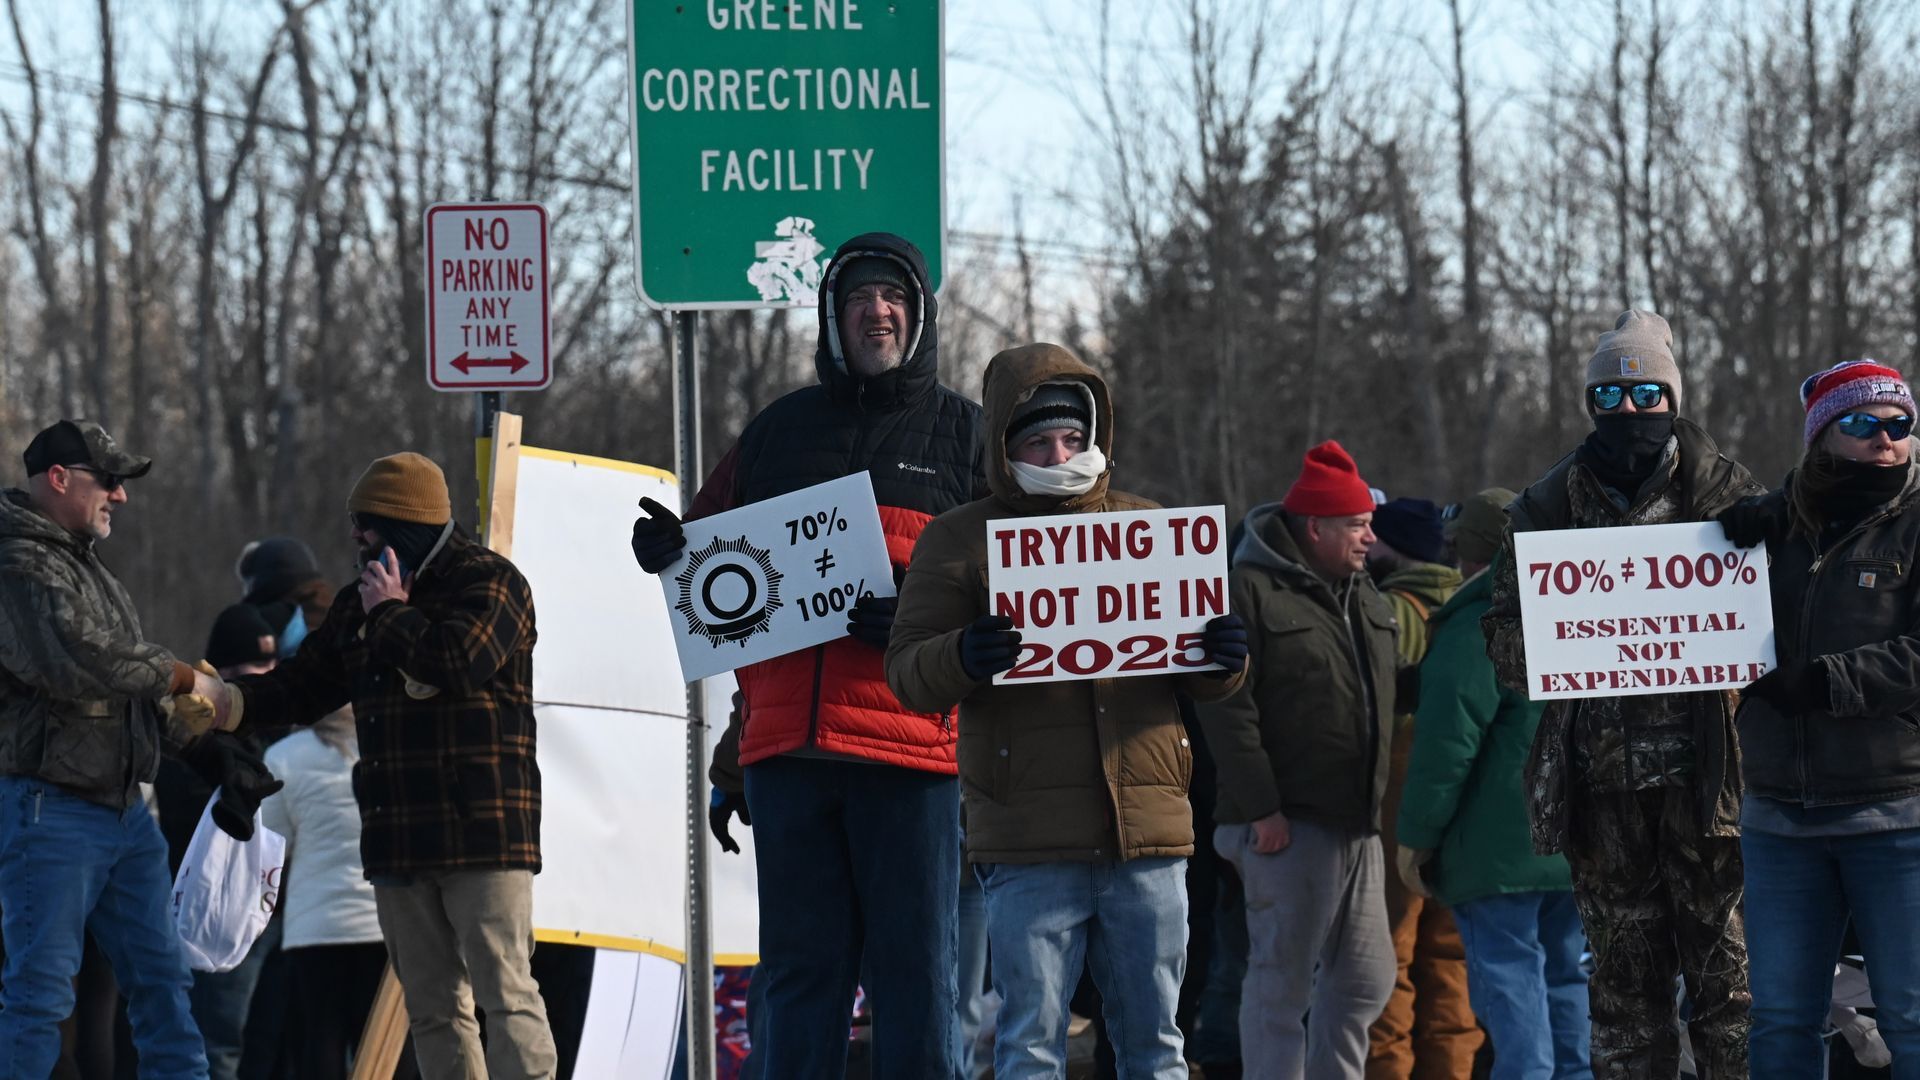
[1589,383,1666,411]
[1833,412,1914,441]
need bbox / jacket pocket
[36,700,118,794]
[1835,557,1909,643]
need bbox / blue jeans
[742,755,959,1079]
[1744,825,1920,1079]
[1452,891,1592,1080]
[956,858,990,1078]
[191,910,280,1080]
[976,857,1188,1080]
[0,775,208,1077]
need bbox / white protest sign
[425,202,553,391]
[988,506,1229,685]
[661,472,894,683]
[1513,521,1777,701]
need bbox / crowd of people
[0,225,1916,1080]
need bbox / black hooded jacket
[689,232,984,774]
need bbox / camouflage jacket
[1483,418,1762,854]
[0,489,192,808]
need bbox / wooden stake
[348,961,409,1080]
[485,411,523,557]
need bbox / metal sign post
[673,309,715,1080]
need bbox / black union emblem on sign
[674,536,784,647]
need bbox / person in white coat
[259,708,409,1079]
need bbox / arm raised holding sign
[886,343,1243,1072]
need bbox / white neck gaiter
[1011,448,1108,497]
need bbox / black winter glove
[631,496,688,574]
[708,787,751,854]
[1199,614,1249,677]
[1743,661,1830,715]
[182,732,284,841]
[1716,494,1789,550]
[846,594,898,650]
[959,614,1023,682]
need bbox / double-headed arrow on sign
[450,351,530,375]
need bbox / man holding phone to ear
[219,451,558,1080]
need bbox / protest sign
[661,472,893,682]
[1513,521,1777,701]
[988,506,1229,685]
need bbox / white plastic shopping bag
[170,789,285,973]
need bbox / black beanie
[1371,498,1448,565]
[1006,384,1093,448]
[205,604,278,670]
[236,537,321,605]
[835,256,912,311]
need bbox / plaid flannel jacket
[236,533,541,877]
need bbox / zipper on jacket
[804,646,826,748]
[1789,511,1893,801]
[1325,575,1380,818]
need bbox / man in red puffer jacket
[632,232,981,1079]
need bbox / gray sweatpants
[1215,820,1396,1080]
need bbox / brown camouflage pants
[1565,786,1750,1080]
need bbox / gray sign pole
[673,309,716,1080]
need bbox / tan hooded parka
[886,343,1245,863]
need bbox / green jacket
[1378,563,1461,670]
[0,489,193,808]
[1397,570,1571,905]
[1199,504,1400,831]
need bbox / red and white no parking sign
[424,202,552,391]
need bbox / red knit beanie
[1282,440,1375,517]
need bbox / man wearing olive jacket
[887,342,1248,1079]
[1199,439,1401,1080]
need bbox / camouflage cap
[23,420,152,480]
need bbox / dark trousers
[1566,787,1749,1079]
[287,942,392,1080]
[741,755,960,1079]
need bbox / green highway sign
[625,1,945,310]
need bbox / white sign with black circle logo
[660,472,896,682]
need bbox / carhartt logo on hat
[1586,310,1681,408]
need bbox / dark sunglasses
[1589,383,1666,411]
[65,465,124,492]
[1833,412,1915,441]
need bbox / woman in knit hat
[1717,359,1920,1074]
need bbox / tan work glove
[1395,844,1435,898]
[190,660,245,732]
[159,693,219,738]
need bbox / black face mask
[1582,413,1677,485]
[1810,455,1911,523]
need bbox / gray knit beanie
[1586,310,1682,409]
